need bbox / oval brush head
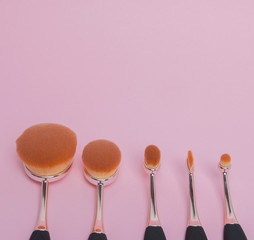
[82,139,121,180]
[144,145,161,171]
[187,150,194,172]
[219,153,231,169]
[16,123,77,177]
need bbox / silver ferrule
[148,172,160,226]
[24,163,72,183]
[188,172,201,226]
[35,179,49,231]
[222,171,238,224]
[93,182,105,233]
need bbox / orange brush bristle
[144,145,161,170]
[220,153,231,169]
[16,123,77,177]
[187,150,194,172]
[82,139,121,180]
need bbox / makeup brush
[82,139,121,240]
[185,151,207,240]
[144,145,166,240]
[219,154,247,240]
[16,123,77,240]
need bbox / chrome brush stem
[93,182,104,233]
[35,179,49,231]
[223,171,238,224]
[148,172,160,226]
[188,173,201,226]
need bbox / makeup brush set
[16,123,248,240]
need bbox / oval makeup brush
[16,123,77,240]
[185,151,207,240]
[219,154,247,240]
[144,145,166,240]
[82,139,121,240]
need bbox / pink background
[0,0,254,239]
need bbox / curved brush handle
[185,226,207,240]
[88,232,107,240]
[144,226,166,240]
[30,180,50,240]
[224,224,247,240]
[30,230,50,240]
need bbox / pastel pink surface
[0,0,254,239]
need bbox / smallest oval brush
[144,145,166,240]
[185,151,207,240]
[219,154,247,240]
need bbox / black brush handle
[29,230,50,240]
[144,226,166,240]
[224,224,247,240]
[88,232,107,240]
[185,226,208,240]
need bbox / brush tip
[220,153,231,169]
[187,150,194,172]
[144,145,161,170]
[82,139,121,180]
[16,123,77,177]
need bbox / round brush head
[187,150,194,172]
[82,139,121,181]
[144,145,161,171]
[219,153,231,169]
[16,123,77,177]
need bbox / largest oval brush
[143,145,166,240]
[82,139,121,240]
[219,154,247,240]
[16,123,77,240]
